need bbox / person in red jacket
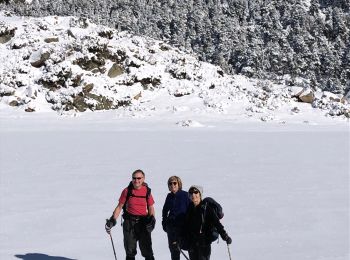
[105,169,156,260]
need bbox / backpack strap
[200,201,208,234]
[122,182,152,214]
[145,185,151,214]
[122,182,133,213]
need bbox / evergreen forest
[1,0,349,94]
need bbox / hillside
[0,12,349,123]
[1,0,349,94]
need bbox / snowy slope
[0,11,349,125]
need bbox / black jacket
[184,200,226,246]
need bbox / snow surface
[0,113,349,260]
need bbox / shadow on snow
[15,253,77,260]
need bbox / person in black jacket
[184,185,232,260]
[162,176,191,260]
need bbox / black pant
[166,224,181,260]
[123,217,155,260]
[188,244,211,260]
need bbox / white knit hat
[189,185,203,197]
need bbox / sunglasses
[132,177,142,180]
[168,182,178,186]
[189,190,199,195]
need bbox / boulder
[30,49,51,68]
[25,107,35,112]
[0,25,16,44]
[73,95,87,112]
[9,100,19,106]
[107,63,124,78]
[83,83,94,94]
[299,89,315,103]
[44,37,59,43]
[133,92,142,100]
[290,86,304,97]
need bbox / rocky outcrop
[30,48,52,68]
[0,21,16,44]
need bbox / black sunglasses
[189,190,199,195]
[132,177,142,180]
[168,182,178,186]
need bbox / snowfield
[0,115,349,260]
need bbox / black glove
[162,220,167,232]
[145,215,156,233]
[221,232,232,244]
[105,216,116,234]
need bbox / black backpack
[202,197,224,242]
[122,181,152,214]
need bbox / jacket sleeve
[162,193,170,220]
[182,204,192,237]
[206,205,226,237]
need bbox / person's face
[168,180,179,193]
[189,188,201,206]
[132,172,144,189]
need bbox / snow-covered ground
[0,113,349,260]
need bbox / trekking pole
[227,244,232,260]
[177,244,190,260]
[108,232,118,260]
[179,249,190,260]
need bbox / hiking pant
[123,216,155,260]
[188,244,211,260]
[166,224,181,260]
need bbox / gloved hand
[221,232,232,244]
[105,216,116,234]
[171,240,179,250]
[162,220,167,232]
[145,215,156,233]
